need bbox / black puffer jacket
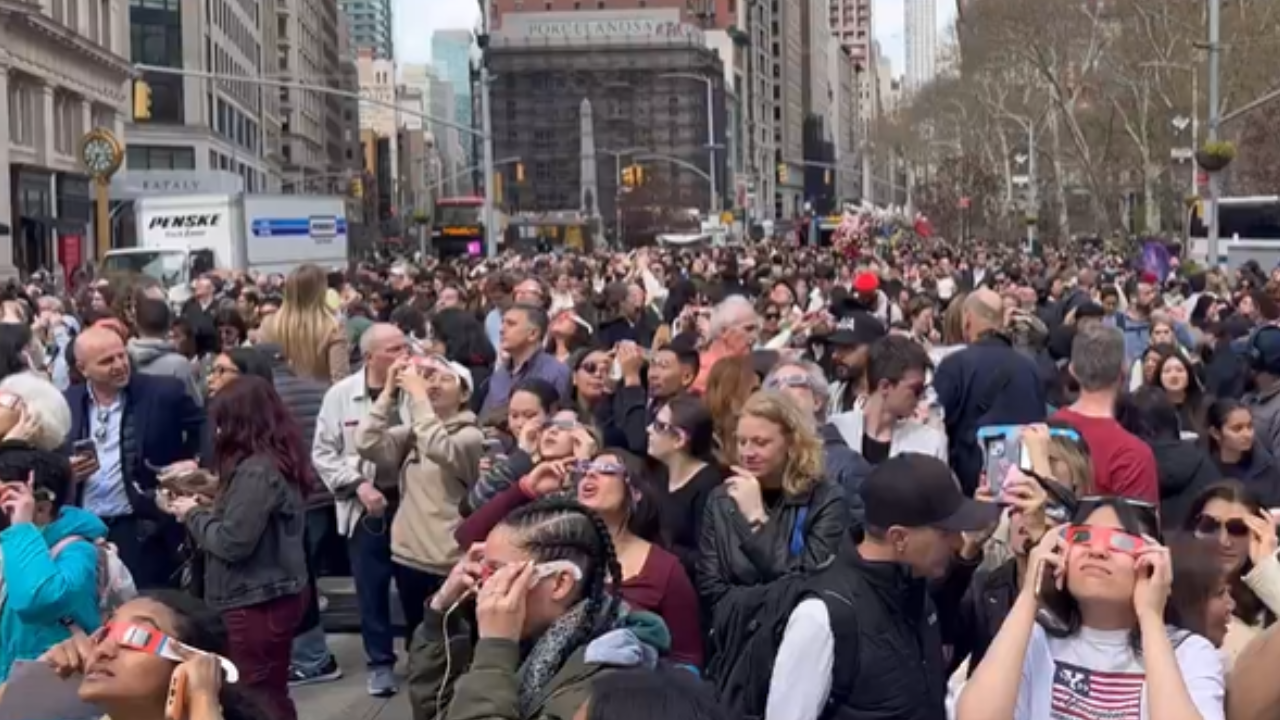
[1154,439,1220,528]
[260,343,329,507]
[949,557,1019,678]
[1215,443,1280,508]
[696,478,847,607]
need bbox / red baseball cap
[853,272,880,294]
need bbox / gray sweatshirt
[127,337,204,406]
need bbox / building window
[91,105,113,131]
[53,92,83,156]
[127,144,197,169]
[88,0,100,43]
[8,81,33,148]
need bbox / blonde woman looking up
[258,264,350,383]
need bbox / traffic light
[777,163,788,184]
[132,79,152,121]
[633,165,645,185]
[349,177,363,198]
[515,162,525,183]
[824,169,832,185]
[621,165,635,187]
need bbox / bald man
[933,288,1047,495]
[64,326,205,588]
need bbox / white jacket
[312,372,401,537]
[828,405,948,463]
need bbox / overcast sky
[394,0,956,76]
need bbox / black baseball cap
[826,311,886,348]
[861,454,1001,532]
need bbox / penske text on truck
[102,194,349,296]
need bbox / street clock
[80,128,123,179]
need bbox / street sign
[1170,148,1193,161]
[1013,175,1030,186]
[958,197,971,209]
[1014,153,1028,166]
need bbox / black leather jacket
[948,558,1019,678]
[696,478,847,607]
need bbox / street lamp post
[1026,122,1037,254]
[1206,0,1223,265]
[659,73,718,215]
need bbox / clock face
[82,137,118,175]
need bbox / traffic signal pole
[132,63,499,254]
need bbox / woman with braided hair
[407,497,672,720]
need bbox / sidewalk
[294,633,413,720]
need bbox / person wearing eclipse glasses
[467,407,598,517]
[20,591,260,720]
[957,496,1225,720]
[454,447,703,670]
[408,497,671,720]
[355,354,485,648]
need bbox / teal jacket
[0,507,107,681]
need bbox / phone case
[165,667,188,720]
[1033,557,1072,633]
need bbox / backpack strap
[49,535,89,558]
[789,506,810,558]
[818,589,861,712]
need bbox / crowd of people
[1,243,1280,720]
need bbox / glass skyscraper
[431,30,475,167]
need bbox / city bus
[432,196,486,258]
[1188,195,1280,267]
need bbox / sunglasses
[579,361,609,376]
[1078,496,1160,533]
[900,380,926,398]
[650,420,684,437]
[1193,514,1250,539]
[1064,525,1150,555]
[95,622,240,683]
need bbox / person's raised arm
[956,531,1059,720]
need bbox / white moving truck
[102,193,349,295]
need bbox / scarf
[515,598,622,716]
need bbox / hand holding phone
[1027,528,1070,631]
[70,439,100,483]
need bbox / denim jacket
[184,455,308,611]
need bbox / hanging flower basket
[1195,141,1236,173]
